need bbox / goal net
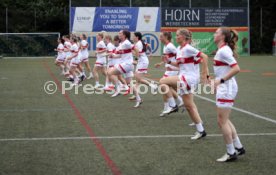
[0,33,60,57]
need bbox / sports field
[0,56,275,175]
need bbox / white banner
[136,7,160,32]
[72,7,96,32]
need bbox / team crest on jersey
[144,15,151,23]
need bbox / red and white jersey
[96,40,107,58]
[57,43,64,55]
[176,44,201,78]
[81,40,89,53]
[163,42,178,71]
[213,45,238,81]
[106,42,115,57]
[117,39,133,64]
[70,43,79,58]
[64,41,72,52]
[135,40,149,64]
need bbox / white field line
[0,133,275,142]
[144,77,276,125]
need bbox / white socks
[233,136,243,149]
[164,102,169,111]
[226,143,235,155]
[176,95,183,104]
[168,97,176,107]
[195,123,204,132]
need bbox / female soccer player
[159,28,209,140]
[93,32,108,88]
[64,36,81,86]
[79,34,93,79]
[128,32,157,103]
[104,34,116,90]
[108,30,140,107]
[54,37,66,75]
[155,32,183,117]
[213,27,245,162]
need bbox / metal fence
[71,0,248,7]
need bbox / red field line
[42,61,122,175]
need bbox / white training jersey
[106,42,115,60]
[176,44,201,78]
[57,43,64,56]
[96,40,107,59]
[214,44,238,81]
[64,41,72,52]
[163,42,178,71]
[135,40,149,64]
[81,40,89,53]
[70,43,79,58]
[114,46,122,64]
[118,39,133,64]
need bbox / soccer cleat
[133,100,143,108]
[216,153,238,162]
[67,77,74,82]
[79,75,86,83]
[159,111,168,117]
[163,105,179,114]
[235,147,246,156]
[189,122,195,127]
[128,95,136,101]
[111,90,121,98]
[103,86,114,91]
[191,130,207,140]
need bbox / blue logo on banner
[143,33,159,54]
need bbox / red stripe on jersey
[181,75,191,90]
[177,57,194,64]
[194,57,203,64]
[217,99,234,103]
[119,49,132,54]
[95,62,103,65]
[230,63,238,67]
[213,60,229,66]
[131,46,135,50]
[196,52,201,58]
[165,53,176,58]
[138,68,147,71]
[97,48,106,51]
[119,64,126,73]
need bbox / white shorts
[80,51,89,63]
[56,54,66,63]
[95,57,106,67]
[70,57,81,67]
[115,62,134,74]
[216,80,238,108]
[178,74,199,96]
[136,61,149,74]
[163,71,179,78]
[108,59,120,68]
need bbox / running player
[64,36,81,86]
[213,27,245,162]
[155,32,183,117]
[128,32,157,104]
[159,28,209,140]
[54,37,66,75]
[79,34,94,79]
[107,30,141,107]
[93,32,108,88]
[104,34,116,90]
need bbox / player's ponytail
[134,32,146,52]
[220,27,239,58]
